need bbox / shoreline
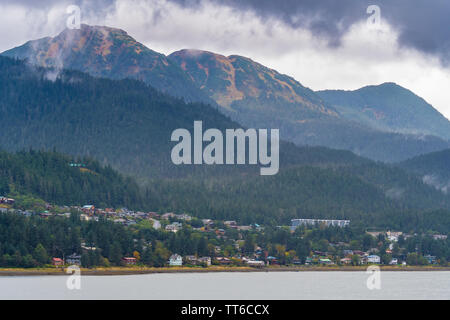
[1,265,450,276]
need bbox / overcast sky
[1,0,449,119]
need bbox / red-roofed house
[122,257,137,265]
[52,257,64,266]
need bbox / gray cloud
[168,0,450,64]
[4,0,450,63]
[1,0,450,118]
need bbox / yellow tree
[133,251,141,261]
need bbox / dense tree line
[0,212,130,267]
[0,150,145,209]
[0,210,448,268]
[146,167,450,232]
[0,212,214,268]
[1,149,450,232]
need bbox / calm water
[0,272,449,299]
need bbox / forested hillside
[0,55,372,180]
[318,83,450,140]
[0,150,145,209]
[0,56,243,180]
[399,149,450,194]
[146,165,450,231]
[1,56,449,231]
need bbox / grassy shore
[1,265,449,276]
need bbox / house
[340,257,352,265]
[424,255,437,264]
[386,231,402,242]
[291,218,350,231]
[169,254,183,266]
[246,260,265,268]
[39,212,52,218]
[389,258,398,265]
[319,258,334,265]
[198,257,212,266]
[0,197,15,205]
[149,218,161,230]
[82,205,95,215]
[224,221,237,228]
[202,219,214,226]
[266,256,279,265]
[166,222,182,233]
[367,255,381,264]
[161,212,176,220]
[66,253,81,265]
[52,257,64,266]
[80,214,90,221]
[184,256,211,266]
[122,257,137,265]
[23,210,34,217]
[216,257,232,265]
[147,212,160,219]
[57,212,71,218]
[184,255,197,264]
[176,213,192,221]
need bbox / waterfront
[1,271,449,299]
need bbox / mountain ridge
[2,24,212,104]
[3,24,450,162]
[317,82,450,140]
[0,55,449,228]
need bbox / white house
[165,222,182,233]
[389,258,398,265]
[169,254,183,266]
[149,218,161,230]
[367,255,381,264]
[246,260,265,268]
[176,213,192,221]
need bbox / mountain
[317,83,450,140]
[399,149,450,194]
[169,49,337,119]
[169,49,450,162]
[0,56,449,230]
[4,25,450,163]
[0,55,369,180]
[0,55,241,180]
[1,24,210,104]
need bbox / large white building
[291,219,350,231]
[367,255,381,264]
[169,254,183,266]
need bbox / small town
[1,196,448,270]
